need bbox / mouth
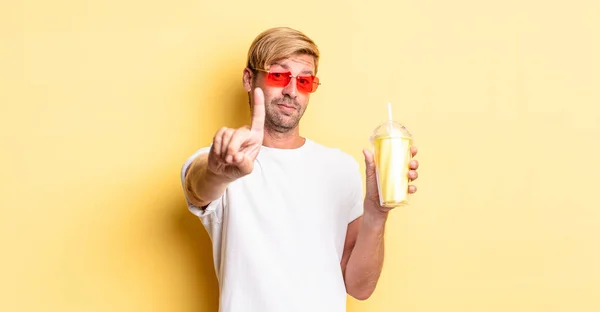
[277,103,297,111]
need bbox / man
[180,27,419,312]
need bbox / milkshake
[371,104,413,208]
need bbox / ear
[242,67,253,92]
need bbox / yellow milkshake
[371,119,413,208]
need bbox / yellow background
[2,0,599,311]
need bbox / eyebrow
[270,62,315,76]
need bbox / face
[244,53,317,133]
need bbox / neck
[262,126,305,149]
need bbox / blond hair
[246,27,320,74]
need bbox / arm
[183,87,266,208]
[341,209,388,300]
[183,153,230,208]
[341,147,420,300]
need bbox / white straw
[386,102,394,134]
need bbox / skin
[183,53,420,300]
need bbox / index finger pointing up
[251,87,265,132]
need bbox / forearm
[344,205,389,300]
[184,154,229,207]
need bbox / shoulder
[306,139,360,170]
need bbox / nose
[282,75,297,98]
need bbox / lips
[277,103,297,110]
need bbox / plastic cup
[370,120,413,208]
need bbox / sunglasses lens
[265,72,319,93]
[266,72,291,87]
[296,76,318,93]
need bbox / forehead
[268,54,315,74]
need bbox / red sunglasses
[255,69,320,93]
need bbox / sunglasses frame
[253,68,321,93]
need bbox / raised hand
[207,88,266,182]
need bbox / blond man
[181,27,420,312]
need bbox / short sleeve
[180,146,225,225]
[347,159,364,223]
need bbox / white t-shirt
[180,138,364,312]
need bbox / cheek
[297,94,310,106]
[262,87,282,102]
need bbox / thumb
[235,154,254,177]
[362,148,378,188]
[362,149,380,204]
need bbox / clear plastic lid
[370,102,412,142]
[371,120,412,142]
